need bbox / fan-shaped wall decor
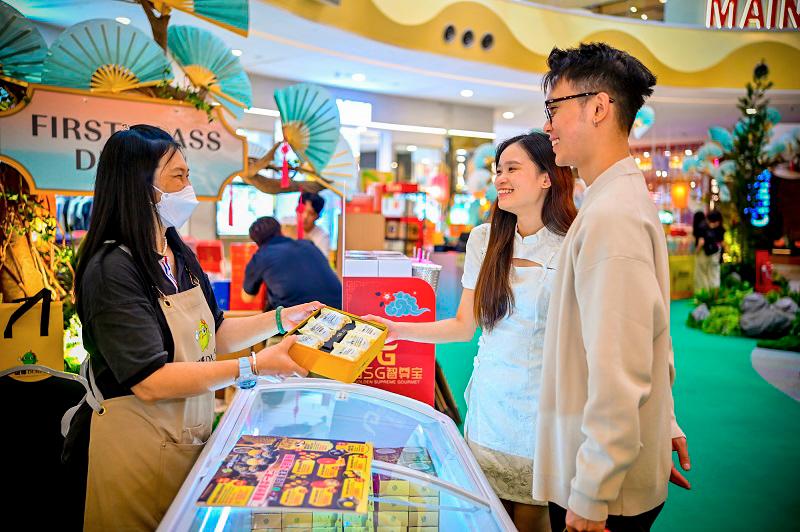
[321,135,359,199]
[167,25,251,118]
[153,0,249,37]
[42,19,170,93]
[471,142,495,170]
[274,83,340,173]
[0,3,48,83]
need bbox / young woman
[366,132,576,532]
[64,125,319,530]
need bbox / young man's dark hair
[542,42,656,133]
[249,216,282,246]
[301,191,325,216]
[706,210,723,224]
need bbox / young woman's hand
[255,336,308,378]
[281,301,322,330]
[362,315,403,343]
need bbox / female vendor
[63,125,319,531]
[367,133,576,532]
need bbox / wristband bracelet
[250,350,258,375]
[275,305,286,334]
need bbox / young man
[301,191,331,259]
[535,43,691,532]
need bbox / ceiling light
[391,162,398,169]
[690,181,696,188]
[460,89,474,98]
[369,121,447,135]
[630,6,638,13]
[115,16,131,25]
[635,157,642,164]
[641,14,648,20]
[456,148,468,156]
[660,0,667,4]
[502,111,515,120]
[664,150,671,156]
[244,107,280,117]
[643,151,650,158]
[406,145,418,152]
[746,108,757,115]
[447,128,496,140]
[685,149,693,156]
[456,155,466,162]
[351,73,366,82]
[231,49,243,57]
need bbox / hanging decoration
[42,19,171,93]
[320,135,359,199]
[465,142,495,196]
[274,83,341,174]
[631,105,655,139]
[149,0,250,37]
[0,2,48,83]
[167,25,252,118]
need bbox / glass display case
[159,380,514,531]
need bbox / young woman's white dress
[461,223,563,504]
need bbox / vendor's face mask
[153,185,198,229]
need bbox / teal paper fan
[42,19,170,93]
[0,3,47,83]
[471,142,495,170]
[321,135,359,198]
[168,25,251,118]
[274,83,340,173]
[158,0,249,37]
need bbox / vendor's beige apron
[84,277,216,531]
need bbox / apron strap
[60,358,105,437]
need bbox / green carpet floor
[436,299,800,531]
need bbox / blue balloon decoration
[766,107,782,125]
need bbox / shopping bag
[0,288,64,382]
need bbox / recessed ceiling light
[746,107,757,114]
[231,49,243,57]
[406,145,418,152]
[664,150,671,156]
[460,89,474,98]
[456,148,468,156]
[502,111,515,120]
[456,155,466,162]
[641,14,648,20]
[351,73,366,82]
[643,151,650,158]
[660,0,667,4]
[685,149,693,155]
[630,6,638,13]
[115,17,131,25]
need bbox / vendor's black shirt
[702,226,725,256]
[63,228,223,462]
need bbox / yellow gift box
[287,306,387,383]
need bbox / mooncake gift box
[287,306,388,383]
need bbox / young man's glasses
[544,91,615,122]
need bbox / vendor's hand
[565,509,606,532]
[255,336,308,378]
[669,436,692,490]
[281,301,322,330]
[362,314,402,342]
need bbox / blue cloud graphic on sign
[385,291,430,317]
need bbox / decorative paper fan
[42,19,170,93]
[708,126,733,151]
[274,83,340,173]
[471,143,495,170]
[154,0,249,37]
[167,26,253,117]
[321,135,359,198]
[167,25,251,118]
[247,141,269,160]
[696,142,724,160]
[632,105,655,139]
[0,3,48,83]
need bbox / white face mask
[153,185,199,229]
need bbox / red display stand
[343,277,436,406]
[229,242,265,310]
[755,249,776,294]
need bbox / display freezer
[159,379,515,531]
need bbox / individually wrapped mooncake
[317,308,353,329]
[295,334,324,349]
[299,318,336,342]
[352,322,382,339]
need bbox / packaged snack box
[286,306,387,383]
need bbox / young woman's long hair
[75,125,181,301]
[473,132,577,331]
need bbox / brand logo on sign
[706,0,799,29]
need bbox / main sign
[706,0,799,29]
[0,85,247,199]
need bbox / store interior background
[5,0,800,530]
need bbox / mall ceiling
[13,0,800,145]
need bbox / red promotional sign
[343,277,436,406]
